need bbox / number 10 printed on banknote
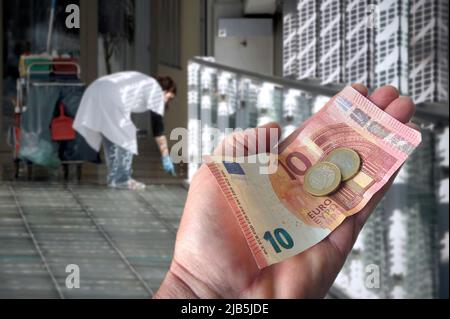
[205,87,422,269]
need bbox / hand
[155,85,419,299]
[162,156,177,177]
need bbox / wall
[212,0,245,40]
[154,0,203,142]
[215,19,274,75]
[273,10,283,77]
[207,0,283,76]
[133,0,153,133]
[80,0,98,84]
[135,0,152,75]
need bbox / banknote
[205,87,422,268]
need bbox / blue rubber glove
[162,156,176,177]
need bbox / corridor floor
[0,182,187,299]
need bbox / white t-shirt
[74,71,165,155]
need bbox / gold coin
[325,148,361,181]
[304,162,342,197]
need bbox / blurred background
[0,0,448,299]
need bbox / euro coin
[325,148,361,181]
[304,162,342,197]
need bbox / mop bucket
[14,127,21,155]
[51,102,76,141]
[14,113,21,155]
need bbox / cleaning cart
[13,58,98,181]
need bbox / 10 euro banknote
[205,87,422,269]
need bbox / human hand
[162,155,177,177]
[155,85,418,299]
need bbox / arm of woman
[151,111,169,156]
[151,111,176,176]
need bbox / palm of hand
[174,164,350,298]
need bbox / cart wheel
[14,161,20,179]
[76,164,82,182]
[63,164,70,181]
[27,164,33,181]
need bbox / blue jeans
[102,138,134,188]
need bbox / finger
[384,96,417,124]
[351,83,369,97]
[369,85,400,110]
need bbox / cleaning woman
[74,71,177,190]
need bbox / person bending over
[74,72,177,190]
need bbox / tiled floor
[0,182,187,299]
[0,142,342,299]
